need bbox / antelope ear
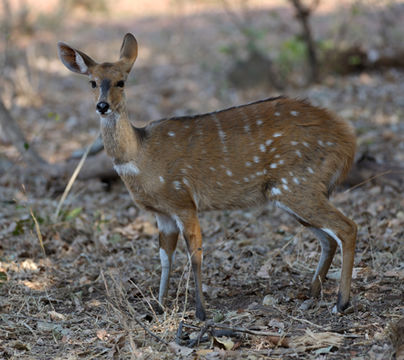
[119,33,138,73]
[57,42,97,75]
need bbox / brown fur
[58,33,357,321]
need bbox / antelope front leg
[177,212,206,321]
[156,214,179,309]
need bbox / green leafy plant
[276,36,307,76]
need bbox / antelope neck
[99,107,140,163]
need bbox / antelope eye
[116,80,125,87]
[90,81,97,88]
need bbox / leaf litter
[0,1,403,359]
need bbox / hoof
[152,301,164,315]
[336,292,350,313]
[195,307,206,321]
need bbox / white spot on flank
[291,141,298,146]
[293,177,300,184]
[219,130,226,141]
[271,187,282,196]
[243,177,249,182]
[168,131,175,137]
[183,178,190,186]
[282,184,289,191]
[216,181,222,186]
[256,119,263,125]
[180,168,187,174]
[256,171,263,176]
[159,176,165,183]
[270,163,277,169]
[275,154,281,159]
[274,112,280,116]
[209,166,216,171]
[296,150,302,157]
[263,169,268,175]
[303,141,309,147]
[270,147,277,152]
[187,164,193,169]
[278,160,285,165]
[326,141,335,146]
[114,162,140,176]
[253,156,260,163]
[273,132,282,137]
[281,178,288,184]
[318,140,324,146]
[173,181,181,190]
[244,124,250,132]
[307,167,314,174]
[184,124,190,129]
[245,161,252,167]
[290,110,299,116]
[265,139,273,146]
[289,171,294,176]
[250,174,256,179]
[226,169,233,177]
[259,144,266,152]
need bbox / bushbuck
[58,33,357,320]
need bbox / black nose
[96,101,110,114]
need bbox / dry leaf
[96,329,108,341]
[168,342,195,357]
[48,310,66,321]
[213,336,234,350]
[263,294,278,306]
[291,329,343,350]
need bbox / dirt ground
[0,1,403,359]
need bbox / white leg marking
[173,215,184,234]
[309,228,334,283]
[159,248,173,303]
[156,214,178,235]
[321,228,343,253]
[276,201,307,223]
